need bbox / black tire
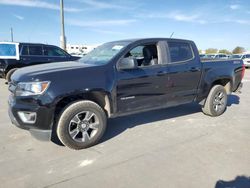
[5,68,18,82]
[202,85,228,117]
[56,100,107,150]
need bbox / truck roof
[0,41,57,47]
[109,38,194,44]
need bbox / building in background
[66,44,99,56]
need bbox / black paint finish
[8,38,244,134]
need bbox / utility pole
[60,0,66,50]
[10,27,13,42]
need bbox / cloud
[91,29,125,35]
[67,19,137,27]
[76,0,127,10]
[168,12,206,24]
[232,19,250,25]
[230,4,241,10]
[0,0,81,12]
[13,14,24,20]
[224,19,250,25]
[136,12,207,24]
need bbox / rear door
[20,45,49,66]
[116,41,168,113]
[165,41,202,105]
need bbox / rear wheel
[5,68,18,82]
[56,100,107,150]
[202,85,227,116]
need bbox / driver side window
[125,44,158,67]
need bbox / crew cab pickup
[8,38,245,150]
[0,42,80,82]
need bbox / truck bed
[200,58,244,93]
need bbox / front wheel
[56,100,107,150]
[202,85,228,117]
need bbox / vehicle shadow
[101,94,240,144]
[227,94,240,106]
[215,176,250,188]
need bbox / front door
[116,42,168,114]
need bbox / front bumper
[8,94,54,141]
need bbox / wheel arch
[198,77,232,106]
[54,91,113,123]
[210,77,232,94]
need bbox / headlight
[16,81,50,96]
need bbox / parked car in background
[0,42,81,82]
[70,52,85,58]
[199,54,206,58]
[205,53,228,59]
[231,54,240,58]
[230,54,250,68]
[8,38,244,150]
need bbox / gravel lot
[0,70,250,188]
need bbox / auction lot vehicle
[231,54,250,68]
[8,38,245,150]
[205,53,228,59]
[0,42,80,82]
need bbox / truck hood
[12,61,95,82]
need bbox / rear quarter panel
[197,59,243,102]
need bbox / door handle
[190,67,200,72]
[157,71,167,76]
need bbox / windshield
[0,43,17,57]
[231,54,242,59]
[79,41,129,65]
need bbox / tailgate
[233,61,245,91]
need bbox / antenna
[170,32,174,38]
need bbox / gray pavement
[0,70,250,188]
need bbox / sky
[0,0,250,51]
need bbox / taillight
[242,64,245,79]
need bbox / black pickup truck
[0,42,80,82]
[8,38,245,150]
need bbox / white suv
[242,54,250,68]
[231,54,250,68]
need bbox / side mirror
[118,57,138,70]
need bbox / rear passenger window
[21,46,29,55]
[29,46,43,56]
[168,42,194,63]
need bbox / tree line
[199,46,247,54]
